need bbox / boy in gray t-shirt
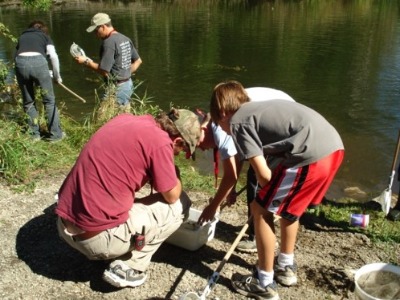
[209,80,344,300]
[197,87,295,253]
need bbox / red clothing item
[55,114,178,232]
[256,150,344,221]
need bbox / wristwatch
[84,58,92,65]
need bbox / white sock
[277,252,294,267]
[257,267,274,288]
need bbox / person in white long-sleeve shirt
[14,20,64,142]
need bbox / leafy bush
[22,0,53,10]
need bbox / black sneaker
[231,273,280,300]
[103,260,147,288]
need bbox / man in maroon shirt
[56,109,200,288]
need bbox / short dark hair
[28,20,49,35]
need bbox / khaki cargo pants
[57,191,192,272]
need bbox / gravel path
[1,175,399,300]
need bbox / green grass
[0,116,81,189]
[313,199,400,243]
[0,80,217,194]
[175,155,215,193]
[0,79,399,263]
[302,198,400,265]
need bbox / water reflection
[0,0,399,198]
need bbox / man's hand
[75,55,92,66]
[75,55,85,64]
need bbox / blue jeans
[104,79,133,106]
[15,55,63,139]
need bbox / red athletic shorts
[256,150,344,221]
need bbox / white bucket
[354,263,400,300]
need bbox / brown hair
[28,20,49,35]
[154,109,181,140]
[209,80,249,124]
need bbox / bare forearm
[249,155,271,188]
[210,156,238,207]
[211,179,235,209]
[131,58,142,73]
[75,56,107,77]
[161,179,182,204]
[135,193,166,205]
[136,180,182,205]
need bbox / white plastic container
[354,263,400,300]
[166,208,218,251]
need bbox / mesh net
[70,42,86,58]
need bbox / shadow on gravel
[15,203,119,293]
[152,219,252,298]
[15,204,251,296]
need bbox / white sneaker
[237,239,257,253]
[103,260,147,288]
[274,260,298,286]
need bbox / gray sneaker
[237,239,280,253]
[237,239,257,253]
[47,132,67,143]
[231,273,280,300]
[103,260,147,288]
[30,134,41,142]
[274,262,298,286]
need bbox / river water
[0,0,399,199]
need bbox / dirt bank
[1,175,399,300]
